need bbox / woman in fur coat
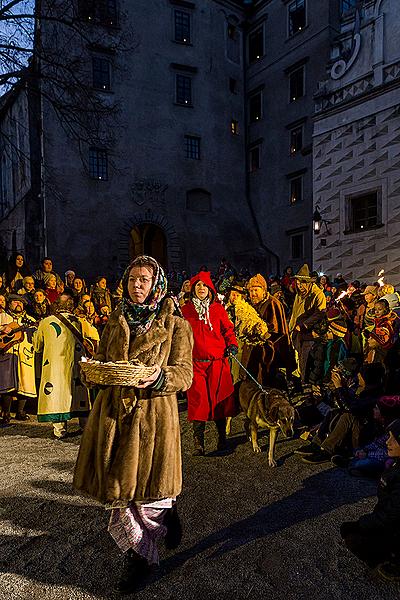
[182,271,238,456]
[73,256,193,594]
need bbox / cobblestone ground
[0,404,399,600]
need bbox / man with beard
[34,292,92,439]
[240,274,294,389]
[289,264,327,384]
[0,295,37,425]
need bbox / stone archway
[129,223,168,268]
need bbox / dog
[238,380,295,467]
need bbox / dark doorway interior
[129,224,168,268]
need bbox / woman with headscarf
[73,256,193,595]
[182,271,238,456]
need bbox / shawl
[120,256,167,336]
[192,297,213,331]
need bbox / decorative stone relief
[131,179,168,211]
[331,10,361,80]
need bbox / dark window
[289,175,302,204]
[249,146,261,171]
[290,125,303,154]
[289,66,304,102]
[174,10,191,43]
[186,189,211,213]
[291,233,304,259]
[288,0,306,37]
[89,148,108,180]
[341,0,357,15]
[248,27,264,63]
[176,74,192,105]
[231,120,239,135]
[92,57,111,90]
[79,0,117,26]
[229,78,237,93]
[227,22,240,63]
[249,92,262,123]
[348,192,379,233]
[185,136,200,159]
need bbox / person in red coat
[182,271,238,456]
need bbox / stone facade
[313,0,400,285]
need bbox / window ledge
[173,40,193,46]
[174,102,193,107]
[286,25,309,43]
[343,223,384,235]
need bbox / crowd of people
[1,252,400,591]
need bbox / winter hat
[293,264,315,282]
[378,396,400,419]
[228,280,247,295]
[387,418,400,444]
[190,271,217,296]
[326,306,347,338]
[7,293,27,305]
[248,274,267,290]
[270,283,282,296]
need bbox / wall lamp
[313,206,331,235]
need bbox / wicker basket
[80,358,156,386]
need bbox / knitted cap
[326,306,347,338]
[248,274,267,290]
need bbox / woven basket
[80,358,156,386]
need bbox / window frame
[248,25,264,64]
[249,144,261,172]
[174,9,191,44]
[290,232,304,260]
[184,135,201,160]
[289,65,305,102]
[92,55,112,91]
[89,147,109,180]
[288,0,306,38]
[79,0,118,27]
[289,124,303,155]
[340,0,357,16]
[345,190,382,234]
[289,174,303,205]
[231,119,239,135]
[249,90,263,123]
[175,73,193,106]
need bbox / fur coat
[73,297,193,505]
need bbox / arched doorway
[129,224,168,268]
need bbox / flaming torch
[377,269,385,287]
[336,290,348,302]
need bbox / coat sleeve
[95,318,112,361]
[161,317,194,393]
[218,305,238,348]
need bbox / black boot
[215,419,229,453]
[0,412,13,428]
[164,504,183,550]
[117,549,151,595]
[192,421,205,456]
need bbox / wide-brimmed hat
[362,285,378,296]
[293,264,316,282]
[228,280,247,295]
[8,293,27,305]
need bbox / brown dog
[238,380,295,467]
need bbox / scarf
[121,256,168,336]
[192,297,213,331]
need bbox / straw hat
[293,264,316,282]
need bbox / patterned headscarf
[121,256,167,336]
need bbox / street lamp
[313,207,322,233]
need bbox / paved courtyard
[0,407,399,600]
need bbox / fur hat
[293,264,315,282]
[248,274,267,290]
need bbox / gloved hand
[224,345,238,357]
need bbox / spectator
[29,289,51,320]
[364,298,396,364]
[72,276,87,306]
[45,274,61,304]
[6,253,30,292]
[33,257,63,290]
[91,276,112,317]
[340,418,400,581]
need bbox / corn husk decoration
[228,297,270,345]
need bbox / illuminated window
[185,136,200,160]
[289,175,303,204]
[231,119,239,135]
[248,27,264,63]
[289,66,304,102]
[290,125,303,154]
[249,91,262,123]
[89,148,108,180]
[92,57,111,91]
[176,74,192,105]
[288,0,306,37]
[174,10,191,43]
[79,0,117,26]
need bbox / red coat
[182,301,237,421]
